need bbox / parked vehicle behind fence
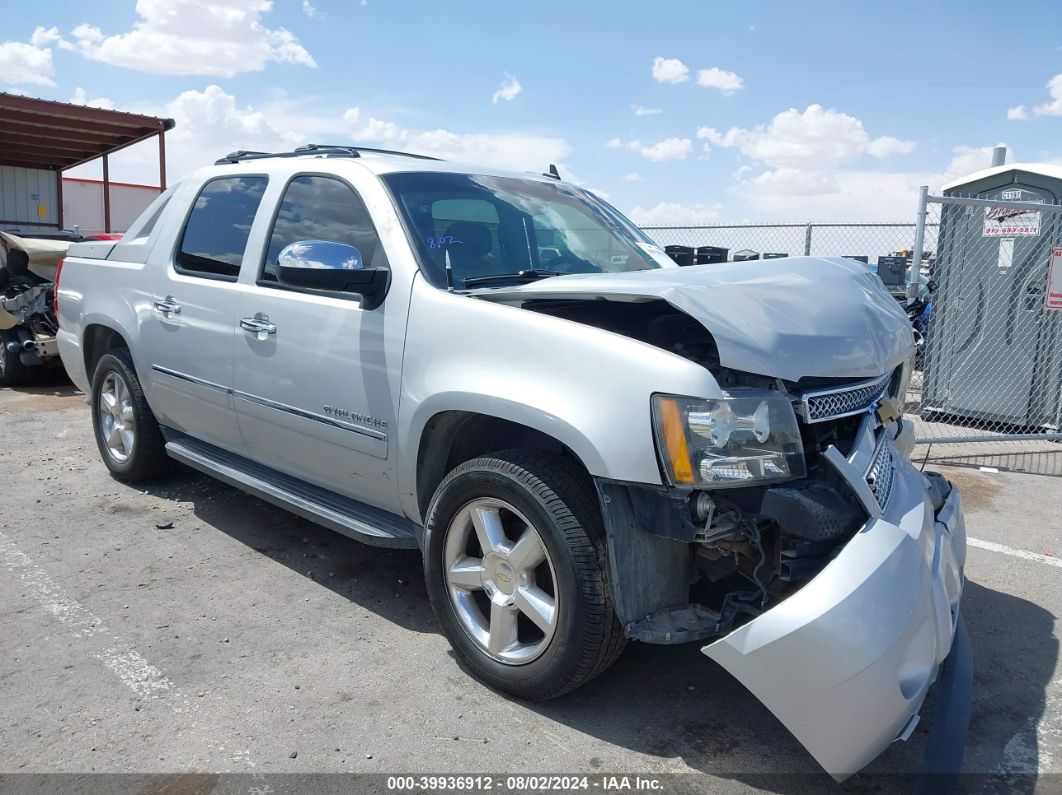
[54,144,970,782]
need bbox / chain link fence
[905,193,1062,474]
[641,222,932,267]
[639,203,1062,476]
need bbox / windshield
[383,172,672,289]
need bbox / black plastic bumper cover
[916,613,972,794]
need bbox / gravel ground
[1,377,1059,794]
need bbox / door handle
[240,314,277,335]
[152,296,181,316]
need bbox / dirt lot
[1,377,1060,793]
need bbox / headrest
[445,221,492,260]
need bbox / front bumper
[702,456,968,780]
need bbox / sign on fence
[982,188,1043,237]
[983,204,1041,236]
[1047,247,1062,311]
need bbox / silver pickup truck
[56,144,970,781]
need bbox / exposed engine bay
[515,295,903,644]
[519,297,723,370]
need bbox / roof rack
[214,143,442,165]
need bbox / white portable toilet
[922,162,1062,428]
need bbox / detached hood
[0,231,71,282]
[479,257,914,382]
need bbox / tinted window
[383,172,668,289]
[176,176,267,279]
[261,175,383,283]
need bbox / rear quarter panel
[56,255,152,392]
[57,178,197,397]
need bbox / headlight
[652,391,806,488]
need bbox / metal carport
[0,92,174,234]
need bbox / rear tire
[0,329,29,387]
[90,348,172,482]
[424,449,626,700]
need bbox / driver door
[232,174,404,513]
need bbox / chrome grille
[799,372,892,423]
[865,437,895,509]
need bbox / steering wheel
[541,252,593,273]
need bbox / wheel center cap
[488,559,517,595]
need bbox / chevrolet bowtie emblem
[877,396,902,423]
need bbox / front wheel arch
[414,410,595,525]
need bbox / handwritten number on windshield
[427,235,462,249]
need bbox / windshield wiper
[462,269,562,288]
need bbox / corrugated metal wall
[61,179,161,234]
[0,166,59,228]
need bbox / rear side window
[261,175,383,283]
[176,176,267,279]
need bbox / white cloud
[726,144,1011,222]
[0,28,58,86]
[621,172,642,182]
[346,110,570,171]
[944,144,1007,180]
[68,0,316,77]
[64,84,307,186]
[166,85,298,157]
[492,73,522,104]
[70,87,115,110]
[302,0,324,18]
[640,137,692,161]
[631,104,662,116]
[30,26,63,48]
[746,167,838,196]
[651,56,689,84]
[1007,105,1029,121]
[697,104,915,170]
[1033,74,1062,117]
[628,201,721,226]
[607,136,692,162]
[686,104,939,222]
[866,135,918,158]
[611,136,692,161]
[696,67,743,95]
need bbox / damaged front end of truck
[595,373,968,780]
[482,257,971,780]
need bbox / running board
[164,435,421,549]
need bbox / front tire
[90,349,172,482]
[424,450,626,700]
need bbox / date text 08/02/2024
[386,775,665,791]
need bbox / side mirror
[276,240,389,309]
[926,278,937,294]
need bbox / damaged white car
[0,231,70,385]
[55,146,970,781]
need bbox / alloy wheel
[98,371,136,463]
[443,497,559,665]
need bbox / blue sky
[3,0,1061,222]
